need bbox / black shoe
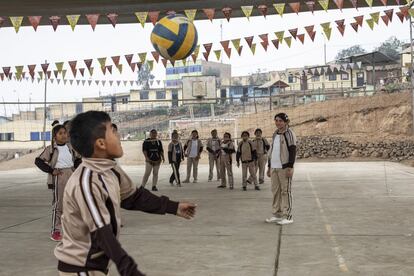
[230,186,234,190]
[177,183,182,187]
[259,180,264,184]
[217,185,226,188]
[169,181,174,186]
[152,186,158,191]
[243,187,247,191]
[246,180,252,185]
[255,185,260,191]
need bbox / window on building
[140,91,149,100]
[121,97,129,104]
[30,131,50,141]
[166,68,174,75]
[0,132,14,141]
[341,73,349,80]
[328,74,337,81]
[156,91,166,99]
[312,75,320,82]
[288,75,296,83]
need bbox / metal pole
[410,17,414,135]
[42,60,48,148]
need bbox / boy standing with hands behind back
[236,131,260,191]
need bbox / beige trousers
[141,161,161,187]
[59,271,106,276]
[219,156,233,187]
[52,168,73,233]
[242,162,257,187]
[271,168,293,220]
[185,157,199,181]
[256,154,268,183]
[208,153,220,180]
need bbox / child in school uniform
[168,131,184,187]
[236,131,260,191]
[34,123,81,242]
[206,129,221,182]
[183,130,203,183]
[217,132,235,189]
[141,129,164,191]
[54,111,196,276]
[251,128,271,184]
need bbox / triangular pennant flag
[82,80,86,86]
[214,50,221,61]
[130,62,137,72]
[41,63,49,74]
[161,58,168,68]
[203,43,213,54]
[284,37,292,47]
[321,22,331,30]
[258,5,268,18]
[203,8,215,21]
[46,71,51,79]
[135,12,148,27]
[101,66,106,75]
[70,80,75,85]
[15,66,23,80]
[184,9,197,22]
[147,60,154,71]
[0,17,5,28]
[54,62,63,73]
[157,80,161,85]
[396,12,405,23]
[151,51,160,63]
[62,69,67,79]
[237,45,243,56]
[221,40,230,49]
[85,14,100,31]
[366,18,374,30]
[305,1,316,13]
[0,73,4,81]
[50,79,54,84]
[381,15,389,25]
[53,70,59,79]
[109,80,113,86]
[124,54,133,66]
[260,41,268,51]
[289,28,298,39]
[28,16,42,31]
[384,9,393,22]
[57,79,61,85]
[318,0,329,11]
[88,80,92,86]
[116,80,121,86]
[111,56,120,67]
[191,54,197,63]
[350,0,358,10]
[10,17,24,33]
[356,61,362,69]
[334,0,344,10]
[95,80,100,86]
[309,31,317,41]
[250,43,257,54]
[68,61,77,77]
[84,59,93,70]
[130,80,134,86]
[63,79,67,85]
[354,15,364,26]
[28,65,36,79]
[49,16,60,31]
[380,0,387,5]
[231,39,241,50]
[323,27,332,40]
[66,15,80,31]
[259,33,269,44]
[98,57,106,68]
[106,65,113,74]
[241,6,254,20]
[107,13,118,28]
[203,52,209,61]
[182,59,187,66]
[2,67,10,77]
[370,12,380,24]
[193,45,200,58]
[297,34,305,44]
[138,53,147,63]
[102,80,106,86]
[76,80,81,85]
[335,19,345,26]
[273,3,285,16]
[117,64,123,74]
[275,31,284,43]
[337,24,346,36]
[89,67,94,76]
[365,0,373,7]
[148,11,160,25]
[400,6,409,17]
[123,80,128,86]
[245,36,254,48]
[271,39,279,49]
[305,25,315,37]
[222,7,232,22]
[224,47,232,58]
[79,68,85,77]
[289,2,301,14]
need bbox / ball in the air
[150,14,198,61]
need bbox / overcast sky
[0,6,409,113]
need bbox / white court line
[307,172,349,273]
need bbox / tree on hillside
[137,62,155,90]
[335,45,367,60]
[375,36,403,60]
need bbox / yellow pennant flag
[138,53,147,63]
[275,31,285,43]
[15,66,23,80]
[318,0,330,11]
[38,71,44,80]
[135,12,148,27]
[89,67,94,76]
[214,50,221,61]
[193,45,200,58]
[320,22,331,30]
[241,6,254,20]
[409,8,414,18]
[251,43,256,55]
[62,70,67,79]
[55,62,64,73]
[117,64,123,74]
[323,27,332,40]
[370,12,380,24]
[273,3,285,16]
[365,0,373,7]
[182,59,187,66]
[147,60,154,71]
[366,18,374,30]
[98,57,107,68]
[66,15,80,31]
[284,37,292,48]
[184,9,197,22]
[231,38,241,50]
[10,17,23,33]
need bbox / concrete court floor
[0,161,414,276]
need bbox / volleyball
[150,14,198,61]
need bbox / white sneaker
[265,217,283,223]
[277,218,294,225]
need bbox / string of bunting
[0,6,411,83]
[1,0,411,33]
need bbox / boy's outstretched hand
[176,202,197,219]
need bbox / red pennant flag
[124,54,134,66]
[350,22,359,32]
[203,8,215,21]
[107,13,118,28]
[151,51,160,63]
[130,62,136,72]
[170,60,175,67]
[161,58,168,68]
[28,16,42,31]
[0,17,5,28]
[288,28,298,39]
[259,33,269,44]
[41,63,49,74]
[220,40,230,49]
[384,9,393,22]
[86,14,100,30]
[47,71,51,79]
[111,56,120,67]
[260,41,268,51]
[203,43,213,54]
[53,70,59,79]
[2,67,10,77]
[396,12,405,23]
[309,31,316,41]
[191,54,197,63]
[222,7,232,22]
[84,59,93,70]
[49,16,61,31]
[289,2,301,14]
[334,0,344,10]
[354,15,364,26]
[271,39,279,49]
[380,0,387,5]
[0,73,3,81]
[237,45,243,56]
[381,15,389,25]
[68,61,77,77]
[305,25,315,37]
[203,52,209,61]
[350,0,358,10]
[224,47,232,58]
[400,6,409,18]
[28,65,36,79]
[335,19,345,26]
[101,66,107,75]
[79,68,85,77]
[257,5,268,18]
[297,34,305,44]
[106,65,113,74]
[337,25,345,36]
[148,11,160,25]
[305,1,315,13]
[245,36,254,48]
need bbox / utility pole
[410,16,414,135]
[42,60,48,148]
[323,32,327,65]
[220,20,223,63]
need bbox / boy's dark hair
[224,132,231,139]
[150,129,157,133]
[211,129,217,134]
[70,111,111,157]
[52,124,65,139]
[254,128,262,134]
[191,130,199,138]
[274,113,289,123]
[241,131,250,137]
[112,123,118,131]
